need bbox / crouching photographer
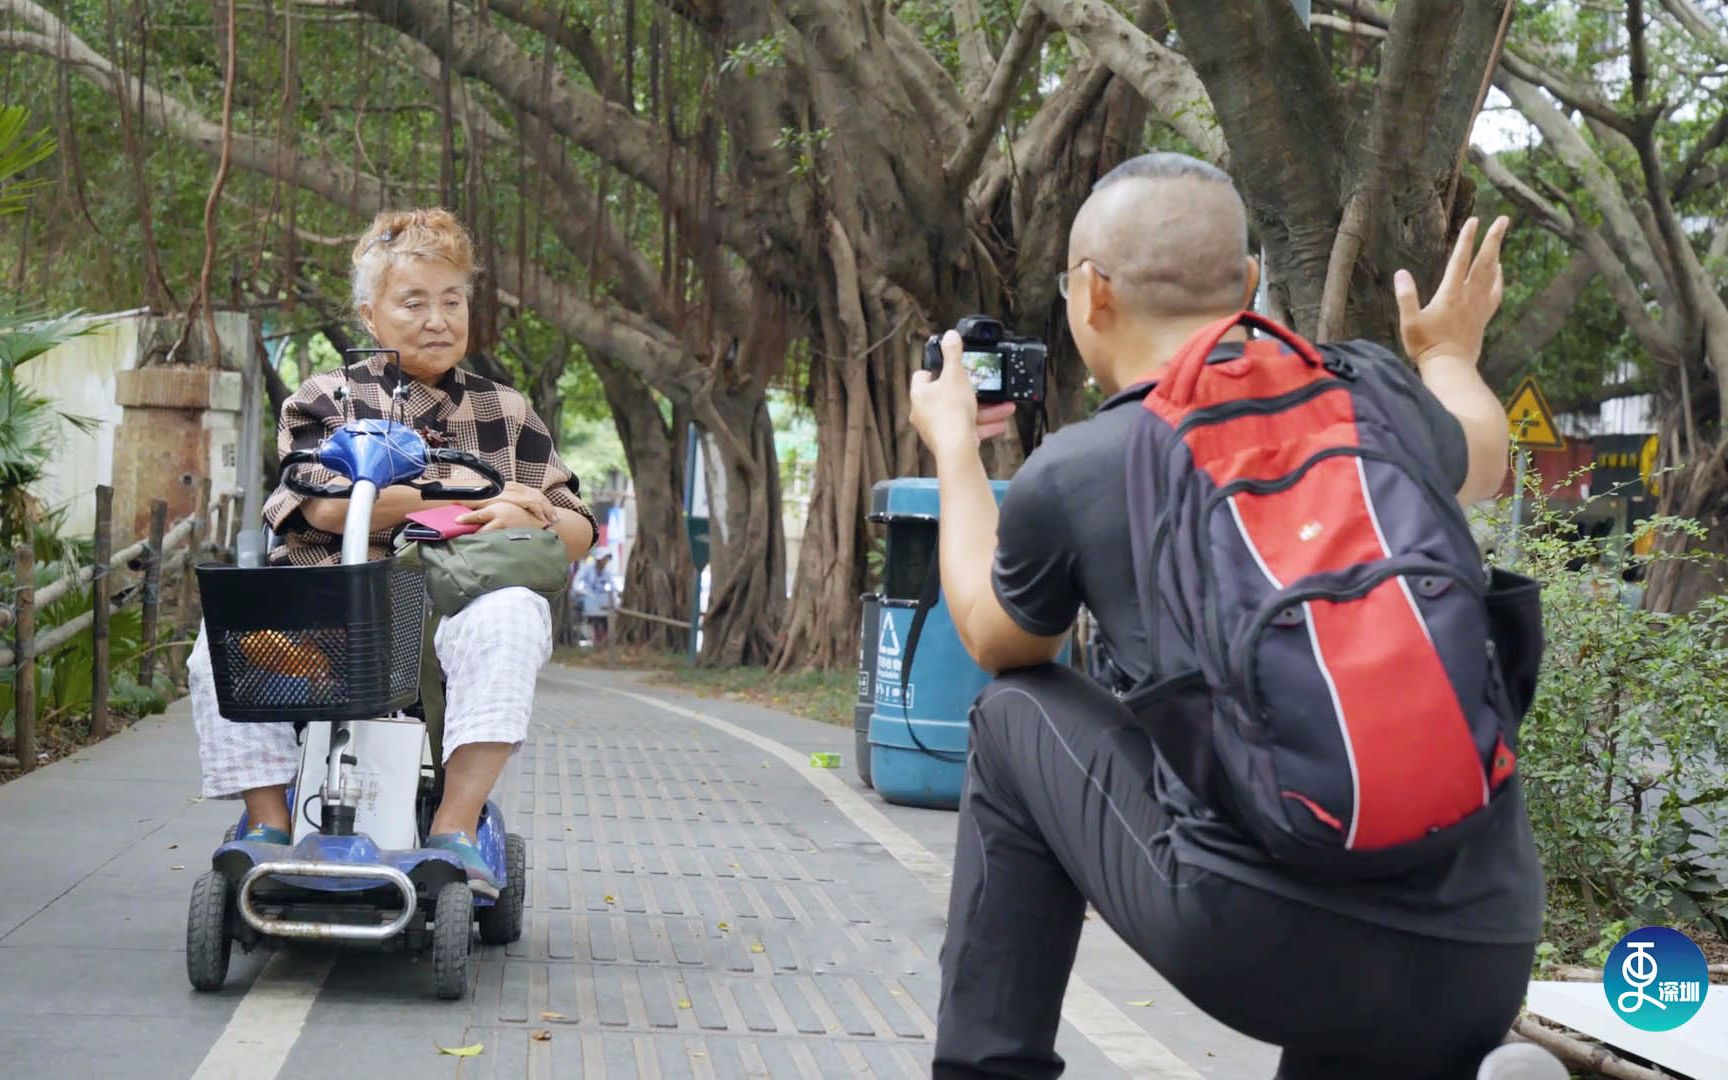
[908,153,1555,1080]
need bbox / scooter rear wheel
[476,833,526,945]
[431,881,473,1000]
[187,870,233,991]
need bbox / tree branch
[1033,0,1228,165]
[350,0,758,262]
[944,2,1046,190]
[1310,11,1386,38]
[486,0,627,108]
[1470,147,1575,233]
[1482,250,1594,388]
[949,0,997,98]
[972,55,1113,212]
[1673,107,1728,199]
[1497,70,1674,307]
[0,2,710,410]
[1316,0,1498,339]
[1498,49,1636,136]
[1657,0,1728,60]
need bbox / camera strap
[897,554,967,762]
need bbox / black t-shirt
[992,339,1545,945]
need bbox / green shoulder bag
[394,526,569,618]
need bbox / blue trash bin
[866,479,1068,810]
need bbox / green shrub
[1503,490,1728,957]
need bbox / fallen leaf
[889,987,904,996]
[436,1043,484,1057]
[170,865,186,871]
[167,843,179,850]
[716,921,730,932]
[676,999,692,1009]
[540,1011,566,1021]
[749,942,765,954]
[1126,999,1154,1008]
[603,895,616,905]
[530,1030,552,1042]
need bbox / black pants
[934,664,1533,1080]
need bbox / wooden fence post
[139,500,167,688]
[171,479,213,689]
[13,545,36,773]
[90,486,113,739]
[217,493,233,560]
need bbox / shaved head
[1068,153,1249,319]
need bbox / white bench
[1526,980,1727,1080]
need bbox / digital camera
[922,315,1048,406]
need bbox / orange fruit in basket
[238,630,333,677]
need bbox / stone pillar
[112,361,245,544]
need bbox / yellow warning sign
[1504,376,1566,451]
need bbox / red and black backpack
[1125,310,1543,879]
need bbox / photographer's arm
[913,331,1068,675]
[1414,355,1509,505]
[930,443,1069,674]
[1395,216,1513,506]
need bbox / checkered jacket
[261,356,583,566]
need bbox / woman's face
[360,257,470,382]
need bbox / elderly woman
[189,208,596,895]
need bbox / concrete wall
[13,313,143,536]
[16,310,254,541]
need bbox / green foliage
[1503,486,1728,959]
[0,105,55,216]
[0,312,100,549]
[720,33,787,78]
[774,126,834,180]
[562,414,628,484]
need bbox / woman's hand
[464,481,557,526]
[457,501,546,532]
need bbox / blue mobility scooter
[186,352,526,999]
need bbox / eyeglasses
[1056,259,1110,299]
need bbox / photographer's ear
[1239,256,1260,310]
[1081,263,1115,328]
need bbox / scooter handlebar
[279,447,504,501]
[412,449,505,500]
[279,449,355,498]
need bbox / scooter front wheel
[431,881,473,1000]
[187,870,233,991]
[476,833,526,945]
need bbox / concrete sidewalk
[0,666,1275,1079]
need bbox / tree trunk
[591,353,694,651]
[1645,474,1728,614]
[695,387,786,667]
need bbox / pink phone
[403,504,482,540]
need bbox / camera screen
[962,350,1003,392]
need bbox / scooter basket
[196,560,428,722]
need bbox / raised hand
[1393,216,1509,370]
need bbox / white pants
[191,587,553,799]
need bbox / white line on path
[575,678,1205,1080]
[190,948,334,1080]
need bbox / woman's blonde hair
[350,208,477,312]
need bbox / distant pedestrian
[576,550,617,645]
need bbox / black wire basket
[196,560,428,722]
